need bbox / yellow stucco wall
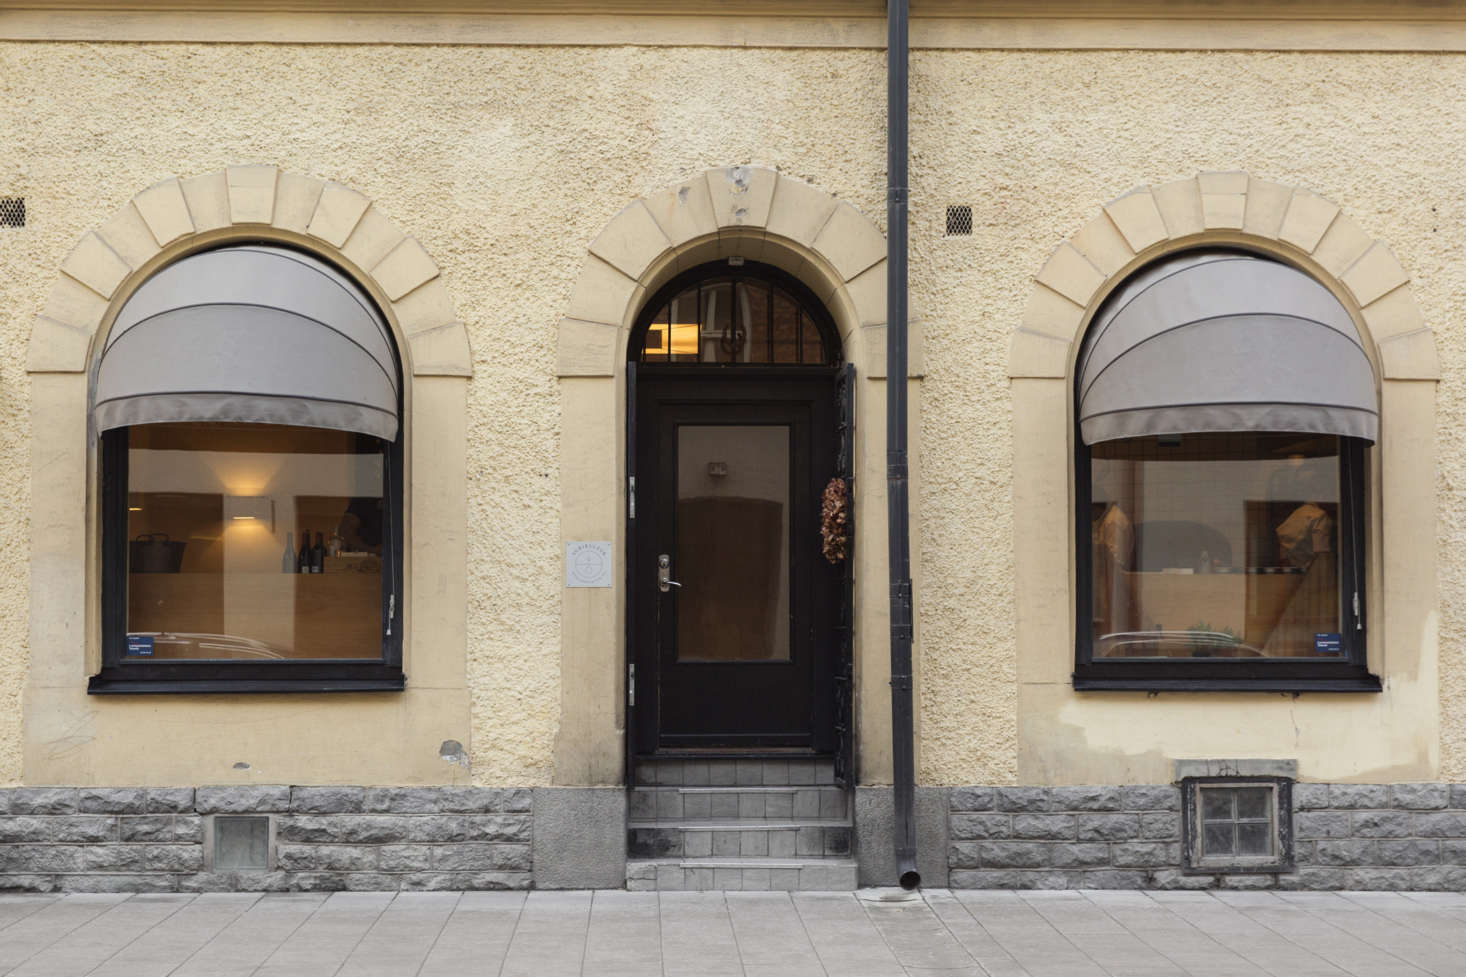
[1,37,1462,786]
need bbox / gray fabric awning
[94,245,399,441]
[1076,251,1378,445]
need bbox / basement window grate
[211,815,271,871]
[945,204,972,237]
[0,197,24,228]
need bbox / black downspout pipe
[886,0,919,891]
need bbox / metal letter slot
[658,554,682,593]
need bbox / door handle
[658,554,682,593]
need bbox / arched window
[632,261,840,366]
[1073,250,1379,691]
[90,244,404,692]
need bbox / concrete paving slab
[251,891,393,977]
[0,895,128,974]
[0,895,59,934]
[171,893,329,977]
[499,888,592,977]
[583,890,662,977]
[73,893,259,977]
[7,894,192,977]
[416,890,524,977]
[335,892,459,977]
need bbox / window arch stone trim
[556,165,906,378]
[1007,173,1441,786]
[1008,172,1437,383]
[22,167,475,787]
[27,167,472,378]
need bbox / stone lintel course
[0,787,533,892]
[949,783,1466,891]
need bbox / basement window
[1182,777,1293,874]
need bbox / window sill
[1073,674,1381,694]
[87,669,405,695]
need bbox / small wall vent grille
[945,204,972,237]
[0,197,24,228]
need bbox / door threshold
[640,748,829,761]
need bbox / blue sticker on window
[1314,633,1342,655]
[126,634,154,657]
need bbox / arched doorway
[627,259,851,760]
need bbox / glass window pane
[675,425,790,662]
[1235,787,1271,821]
[1203,822,1235,855]
[641,305,670,361]
[772,288,800,363]
[738,281,772,364]
[1235,822,1272,856]
[125,423,385,661]
[665,286,701,362]
[800,310,825,364]
[1201,788,1233,822]
[1090,432,1344,661]
[701,281,734,363]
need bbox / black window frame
[89,259,407,695]
[1073,425,1379,694]
[91,424,405,694]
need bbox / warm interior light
[647,322,699,356]
[128,506,143,512]
[223,495,274,531]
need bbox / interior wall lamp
[224,496,275,532]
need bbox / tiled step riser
[629,787,847,821]
[633,758,835,787]
[626,861,858,892]
[630,825,851,859]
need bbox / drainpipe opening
[899,869,921,890]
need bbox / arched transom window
[633,261,840,366]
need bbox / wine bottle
[311,532,325,574]
[282,531,295,574]
[298,529,311,574]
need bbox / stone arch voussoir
[1008,172,1437,383]
[557,165,912,378]
[28,166,471,377]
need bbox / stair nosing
[628,818,850,831]
[629,856,858,870]
[630,785,844,793]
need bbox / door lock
[658,554,682,593]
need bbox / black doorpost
[625,361,638,787]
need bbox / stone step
[628,819,852,859]
[632,757,835,787]
[627,856,858,891]
[628,785,847,821]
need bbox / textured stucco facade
[1,18,1463,803]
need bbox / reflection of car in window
[130,633,286,660]
[1098,630,1263,659]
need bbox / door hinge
[386,593,395,637]
[628,663,635,706]
[1353,591,1361,629]
[628,476,636,519]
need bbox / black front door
[632,370,837,750]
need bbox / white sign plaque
[565,541,613,588]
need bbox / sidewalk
[3,887,1464,976]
